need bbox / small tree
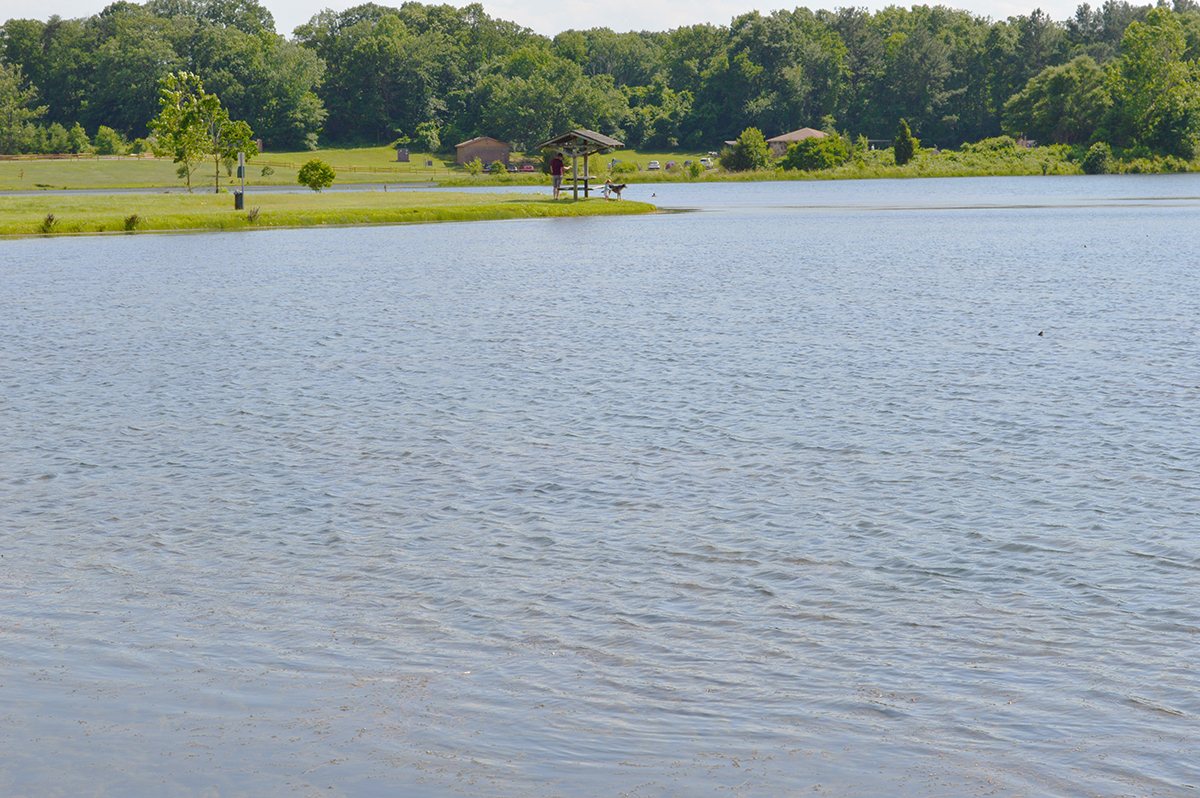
[150,71,256,193]
[415,120,440,152]
[488,160,506,174]
[719,127,773,171]
[298,158,335,191]
[893,118,919,166]
[94,125,126,155]
[781,136,850,171]
[1081,142,1112,174]
[67,122,91,154]
[200,103,256,192]
[466,156,484,175]
[150,72,212,193]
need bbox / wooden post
[571,153,579,200]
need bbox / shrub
[720,127,772,171]
[260,165,275,177]
[415,121,440,152]
[962,135,1018,153]
[39,213,57,234]
[94,126,126,155]
[466,157,484,175]
[297,158,336,191]
[612,161,637,174]
[1082,142,1112,174]
[488,160,506,174]
[123,214,141,231]
[781,136,850,170]
[67,122,91,154]
[893,119,919,166]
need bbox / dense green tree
[470,47,627,149]
[1103,7,1200,156]
[84,4,181,137]
[893,117,918,164]
[1003,55,1110,143]
[719,126,772,170]
[1082,140,1112,171]
[297,157,335,190]
[780,134,850,169]
[2,0,1195,157]
[0,60,47,154]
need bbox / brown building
[766,127,826,157]
[456,136,511,166]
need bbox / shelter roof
[536,129,624,156]
[767,128,827,143]
[456,136,507,148]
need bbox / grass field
[0,190,655,237]
[0,145,724,191]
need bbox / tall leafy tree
[1104,7,1200,155]
[151,71,210,191]
[0,60,47,153]
[1003,55,1110,143]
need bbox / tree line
[2,0,1199,158]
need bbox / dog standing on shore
[603,180,626,200]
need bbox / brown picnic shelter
[536,129,624,199]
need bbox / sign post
[234,151,245,210]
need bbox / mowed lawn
[0,189,654,237]
[0,153,446,191]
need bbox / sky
[1,0,1084,38]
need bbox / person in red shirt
[550,154,564,200]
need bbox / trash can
[234,190,244,210]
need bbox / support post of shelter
[535,129,625,204]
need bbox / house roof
[456,136,508,148]
[767,127,827,143]
[536,129,624,156]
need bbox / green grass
[0,190,656,237]
[7,140,1188,197]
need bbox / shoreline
[0,191,656,238]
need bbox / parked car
[665,161,678,170]
[647,160,660,170]
[699,157,713,168]
[506,164,518,172]
[519,164,535,172]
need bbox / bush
[1082,142,1112,174]
[962,135,1018,153]
[720,127,773,171]
[466,157,484,176]
[67,122,90,154]
[94,126,126,155]
[893,119,919,166]
[612,161,637,174]
[781,135,850,170]
[297,158,336,191]
[488,160,506,174]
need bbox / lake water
[2,175,1198,797]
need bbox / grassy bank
[0,190,655,237]
[5,141,1191,196]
